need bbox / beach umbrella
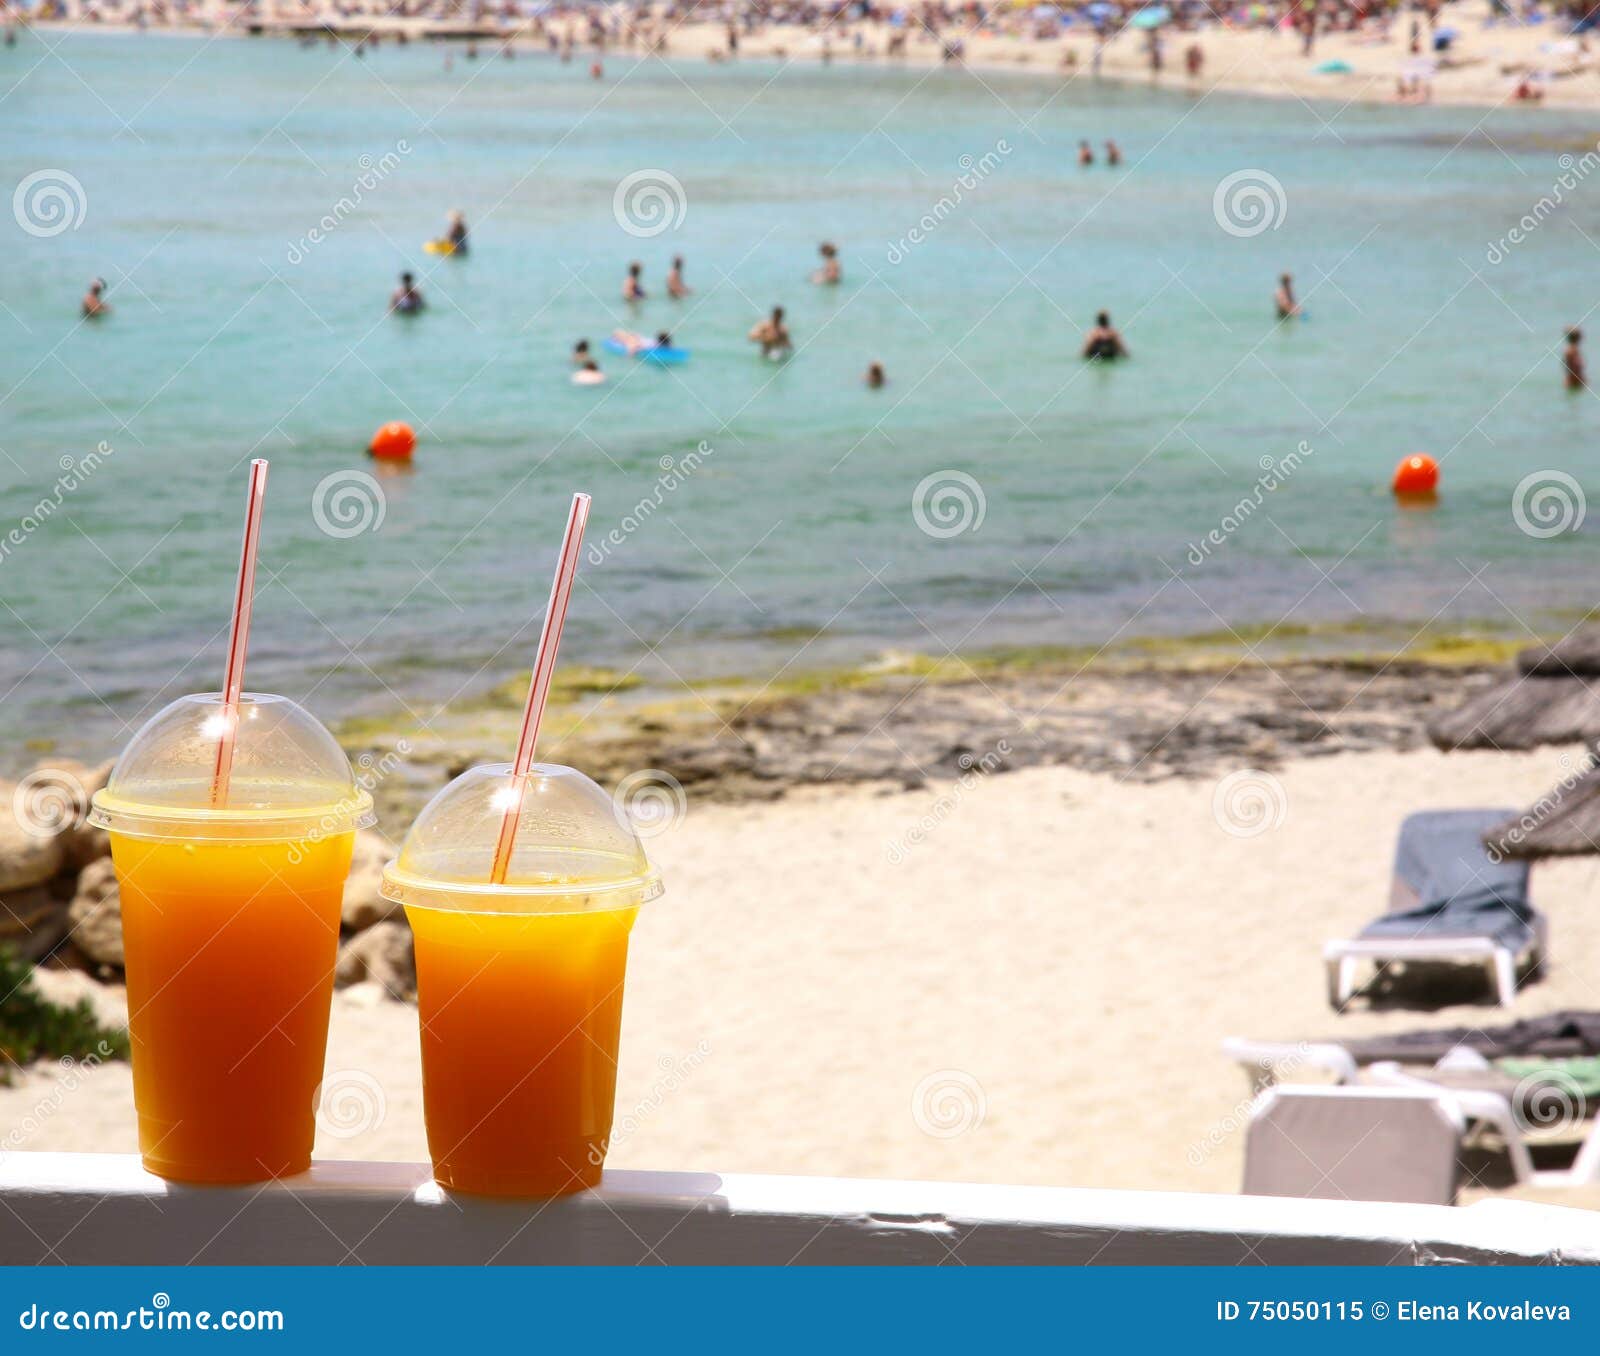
[1430,629,1600,859]
[1130,6,1170,28]
[1086,0,1116,15]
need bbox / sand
[28,2,1600,112]
[8,741,1600,1207]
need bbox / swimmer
[573,338,592,366]
[748,305,791,358]
[1105,139,1122,167]
[610,327,652,355]
[590,59,603,78]
[655,331,673,348]
[390,271,424,314]
[81,277,109,318]
[572,360,606,386]
[667,255,691,298]
[1081,310,1128,361]
[446,209,468,255]
[1565,327,1585,390]
[623,261,646,302]
[865,362,886,389]
[812,241,842,285]
[1078,139,1094,168]
[1275,272,1300,320]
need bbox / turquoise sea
[3,32,1598,767]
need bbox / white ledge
[2,1153,1598,1265]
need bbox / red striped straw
[210,458,270,807]
[489,492,592,884]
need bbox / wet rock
[0,787,65,894]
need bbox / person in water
[1078,140,1094,167]
[667,255,690,298]
[865,362,886,388]
[1275,272,1300,319]
[748,306,791,357]
[391,272,424,314]
[655,331,673,348]
[446,209,468,255]
[572,359,605,385]
[1081,311,1128,360]
[812,241,841,285]
[573,339,591,366]
[1105,139,1122,166]
[1564,328,1585,390]
[81,277,109,318]
[623,261,646,302]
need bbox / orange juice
[407,903,638,1197]
[110,830,354,1183]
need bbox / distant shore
[24,2,1600,112]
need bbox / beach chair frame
[1322,914,1548,1012]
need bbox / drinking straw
[489,492,592,884]
[210,458,270,807]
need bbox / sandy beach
[26,0,1600,111]
[10,734,1599,1207]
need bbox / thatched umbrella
[1429,630,1600,859]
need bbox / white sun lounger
[1323,809,1545,1011]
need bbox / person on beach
[81,277,109,318]
[749,306,791,358]
[445,209,468,255]
[1186,42,1204,80]
[667,255,690,298]
[1081,311,1128,361]
[573,339,592,366]
[865,362,886,388]
[1564,328,1585,390]
[390,271,424,314]
[1275,273,1300,319]
[812,242,841,285]
[1078,139,1094,167]
[1105,139,1122,167]
[623,261,646,302]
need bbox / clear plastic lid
[88,692,375,841]
[380,762,662,915]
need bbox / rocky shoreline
[0,652,1511,1022]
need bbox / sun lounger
[1323,809,1545,1010]
[1243,1087,1464,1205]
[1219,1037,1358,1096]
[1331,1010,1600,1064]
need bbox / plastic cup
[380,762,662,1198]
[88,693,374,1184]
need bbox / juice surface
[407,903,638,1198]
[111,830,353,1183]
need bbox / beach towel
[1357,808,1535,951]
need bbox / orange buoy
[1392,453,1438,498]
[369,421,416,463]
